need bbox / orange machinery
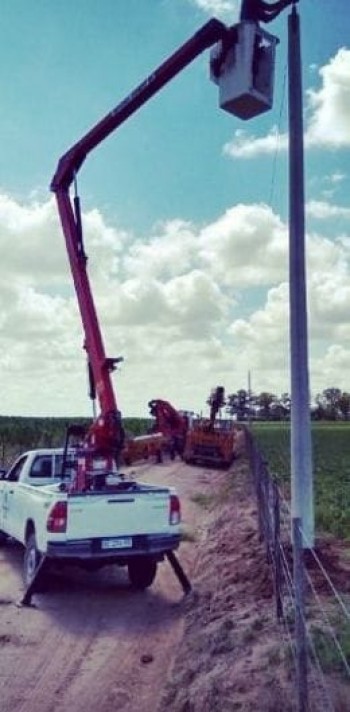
[183,387,236,468]
[148,399,189,458]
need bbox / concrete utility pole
[288,4,314,547]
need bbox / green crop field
[0,415,151,468]
[252,422,350,540]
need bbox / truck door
[0,454,29,538]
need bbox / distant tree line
[207,387,350,422]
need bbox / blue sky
[0,0,350,417]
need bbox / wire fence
[245,427,350,712]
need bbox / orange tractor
[183,387,237,468]
[149,390,237,469]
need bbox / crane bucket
[210,21,279,119]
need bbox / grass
[190,468,239,511]
[251,422,350,540]
[309,618,350,678]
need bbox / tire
[0,530,7,546]
[128,556,157,590]
[23,533,48,591]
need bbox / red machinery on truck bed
[49,18,236,490]
[50,1,290,479]
[50,18,229,487]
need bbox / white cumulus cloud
[223,47,350,159]
[223,127,288,159]
[199,202,287,286]
[306,200,350,220]
[307,48,350,148]
[2,190,350,415]
[189,0,239,20]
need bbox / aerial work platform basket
[210,21,279,120]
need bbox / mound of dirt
[158,459,296,712]
[157,451,350,712]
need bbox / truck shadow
[1,539,187,633]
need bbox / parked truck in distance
[0,448,181,592]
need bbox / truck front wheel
[128,556,157,590]
[23,533,47,590]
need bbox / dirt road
[0,459,214,712]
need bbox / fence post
[273,480,283,620]
[246,428,264,543]
[255,451,265,543]
[292,517,309,712]
[262,462,272,562]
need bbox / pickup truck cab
[0,449,181,591]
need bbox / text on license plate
[101,537,132,550]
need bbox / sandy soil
[1,453,349,712]
[158,457,294,712]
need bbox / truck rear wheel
[0,530,7,546]
[128,556,157,590]
[23,533,48,591]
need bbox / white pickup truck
[0,448,181,592]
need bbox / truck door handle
[8,490,14,494]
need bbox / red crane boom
[51,19,228,481]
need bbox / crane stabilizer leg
[20,552,191,603]
[19,555,48,607]
[166,551,192,594]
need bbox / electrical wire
[251,440,350,709]
[268,57,288,210]
[298,524,350,623]
[303,566,350,679]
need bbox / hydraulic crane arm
[51,18,229,462]
[148,399,189,436]
[51,19,227,191]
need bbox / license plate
[101,537,132,550]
